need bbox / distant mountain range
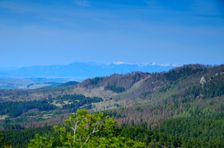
[0,62,176,80]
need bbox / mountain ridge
[0,62,175,80]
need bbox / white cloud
[111,61,179,67]
[112,61,126,65]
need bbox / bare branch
[71,120,79,143]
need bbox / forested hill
[0,64,224,147]
[0,64,223,126]
[0,64,223,103]
[73,64,224,99]
[67,64,224,121]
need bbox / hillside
[0,64,223,126]
[0,64,224,147]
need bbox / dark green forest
[1,111,224,147]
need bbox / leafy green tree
[28,110,145,148]
[0,132,3,144]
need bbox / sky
[0,0,224,67]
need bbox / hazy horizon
[0,60,222,70]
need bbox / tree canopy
[28,110,145,148]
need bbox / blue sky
[0,0,224,67]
